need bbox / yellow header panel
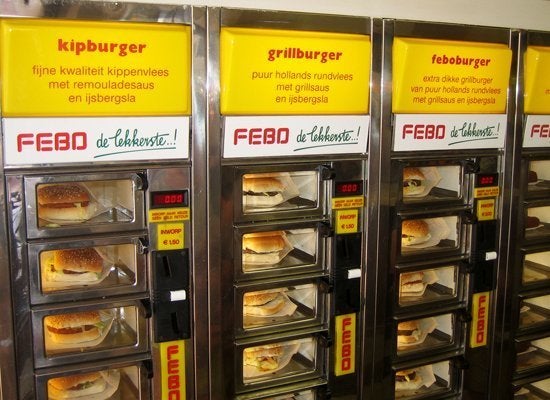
[220,27,371,115]
[393,38,512,113]
[0,19,191,116]
[524,46,550,114]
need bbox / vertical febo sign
[523,45,550,148]
[392,38,512,151]
[0,19,192,165]
[220,28,371,157]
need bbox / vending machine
[0,2,209,399]
[207,8,375,399]
[371,20,517,399]
[498,29,550,399]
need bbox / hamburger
[37,183,97,222]
[528,170,538,184]
[403,167,426,197]
[401,220,431,247]
[44,248,104,285]
[243,345,285,372]
[397,320,423,348]
[399,271,425,296]
[48,372,107,399]
[243,177,285,207]
[45,311,108,345]
[526,216,541,230]
[243,290,288,316]
[395,368,423,391]
[242,232,286,265]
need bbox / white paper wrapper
[402,218,451,250]
[40,248,114,290]
[44,309,115,351]
[403,167,442,199]
[395,364,436,396]
[48,369,120,400]
[243,341,300,379]
[397,317,438,349]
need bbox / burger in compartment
[401,219,431,247]
[526,215,542,231]
[242,231,293,271]
[399,271,426,297]
[403,168,427,197]
[243,289,297,318]
[397,318,437,350]
[242,172,302,210]
[243,341,300,378]
[41,247,108,290]
[37,183,98,224]
[47,369,120,400]
[44,309,114,350]
[395,368,424,391]
[528,170,539,185]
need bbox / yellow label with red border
[220,27,370,115]
[524,46,550,114]
[335,209,359,234]
[149,207,190,223]
[470,292,490,348]
[160,340,186,400]
[335,313,356,376]
[393,38,512,113]
[0,19,191,116]
[158,222,184,250]
[477,199,496,221]
[332,196,364,210]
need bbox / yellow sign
[524,46,550,114]
[335,209,359,234]
[335,313,356,376]
[392,38,512,113]
[149,207,190,223]
[158,222,184,250]
[477,198,496,221]
[0,19,191,116]
[470,292,490,348]
[220,27,371,115]
[160,340,186,400]
[474,186,499,198]
[332,196,364,210]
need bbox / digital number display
[335,181,363,196]
[151,190,188,208]
[476,173,498,187]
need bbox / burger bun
[403,167,426,197]
[401,220,431,247]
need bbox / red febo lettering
[17,132,87,152]
[402,124,445,140]
[233,127,290,145]
[166,344,182,400]
[530,124,550,138]
[341,316,353,372]
[476,295,487,344]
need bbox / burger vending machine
[372,20,516,399]
[499,30,550,399]
[0,2,208,399]
[207,9,375,399]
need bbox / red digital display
[476,173,498,187]
[151,190,188,208]
[335,181,363,196]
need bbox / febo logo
[17,131,87,152]
[165,344,183,399]
[233,127,290,145]
[402,124,445,139]
[530,124,550,138]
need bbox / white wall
[126,0,550,31]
